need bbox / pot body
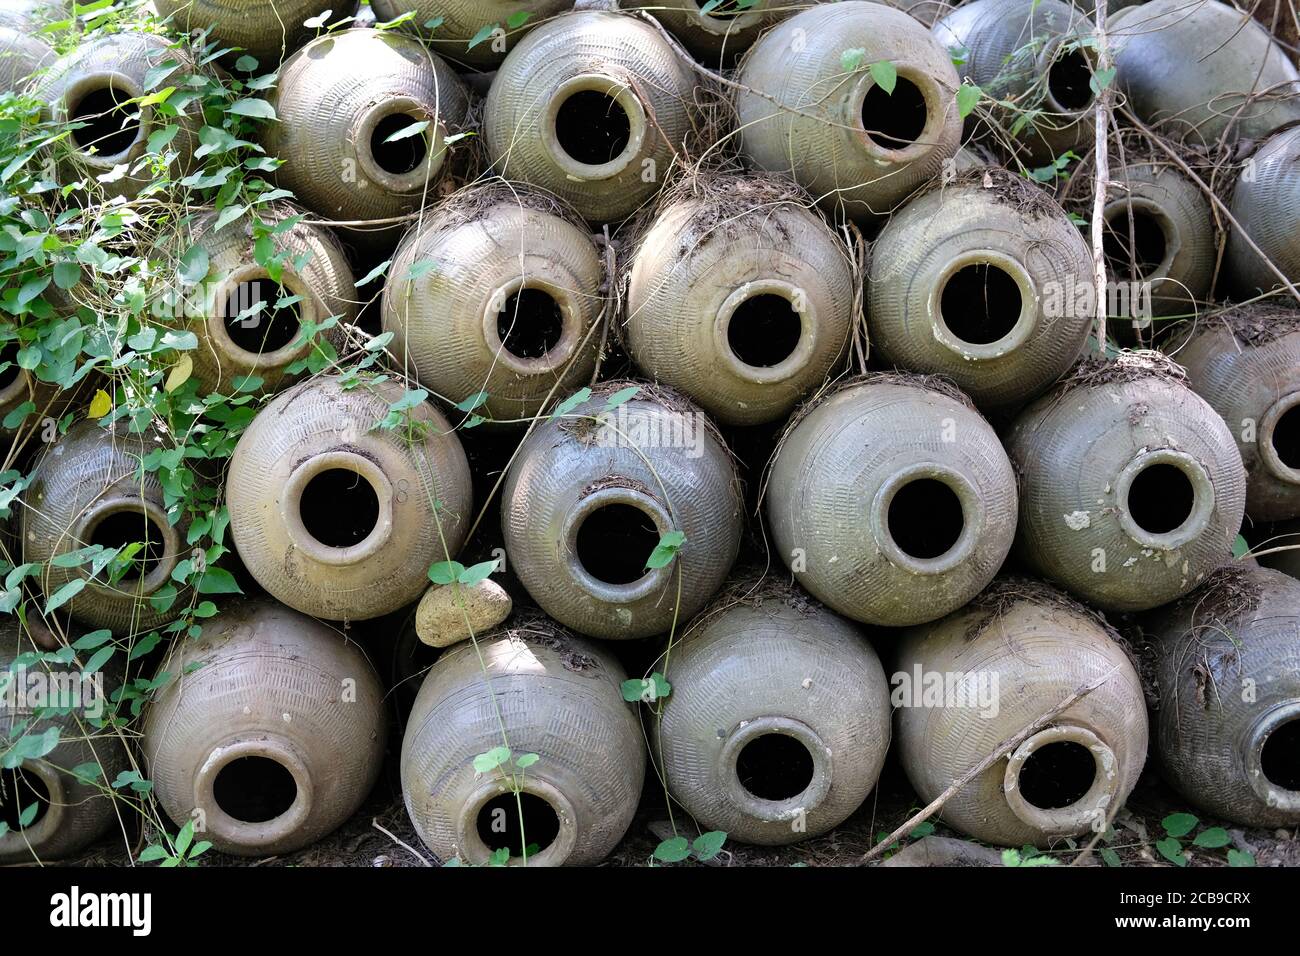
[263,29,470,249]
[624,0,778,59]
[152,0,356,67]
[227,374,473,620]
[1005,368,1247,611]
[1144,566,1300,827]
[934,0,1097,165]
[1227,126,1300,298]
[0,25,54,94]
[369,0,574,67]
[736,1,963,222]
[896,579,1148,846]
[401,616,643,865]
[142,599,386,856]
[868,170,1093,410]
[382,191,603,424]
[500,381,742,639]
[656,592,891,845]
[767,377,1018,627]
[483,11,697,224]
[624,185,856,426]
[1111,0,1300,145]
[22,421,194,633]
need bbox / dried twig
[1090,0,1113,346]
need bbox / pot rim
[1258,389,1300,487]
[1101,194,1180,282]
[718,715,833,825]
[191,735,316,852]
[561,484,676,605]
[279,449,396,566]
[74,494,182,598]
[0,759,66,856]
[870,462,986,576]
[1243,699,1300,814]
[0,344,32,408]
[928,248,1040,361]
[850,59,951,165]
[1114,446,1217,551]
[481,274,584,376]
[541,72,648,182]
[455,775,580,866]
[712,279,819,385]
[1003,723,1120,837]
[59,69,148,168]
[354,94,448,196]
[681,0,768,36]
[1038,35,1098,118]
[207,262,319,372]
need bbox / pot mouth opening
[1045,43,1096,115]
[563,486,674,604]
[81,498,178,594]
[474,790,562,861]
[721,716,832,822]
[483,277,580,375]
[1102,201,1173,281]
[936,258,1035,357]
[1016,740,1098,810]
[736,732,816,802]
[66,78,144,161]
[0,340,27,405]
[874,465,981,574]
[690,0,765,31]
[1245,702,1300,812]
[213,269,310,365]
[356,97,445,194]
[0,764,54,835]
[545,74,646,180]
[197,738,315,848]
[715,281,816,384]
[1261,391,1300,486]
[370,112,428,176]
[1004,725,1119,834]
[300,468,380,548]
[1116,449,1214,549]
[212,755,300,825]
[282,450,396,565]
[1260,716,1300,794]
[857,65,943,162]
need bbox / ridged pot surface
[1227,126,1300,298]
[766,377,1018,627]
[895,578,1148,847]
[0,25,54,93]
[1004,362,1247,612]
[21,421,194,633]
[401,615,643,865]
[500,381,741,639]
[35,32,206,200]
[142,599,386,856]
[934,0,1097,165]
[369,0,574,67]
[0,622,129,863]
[263,29,470,248]
[152,0,355,67]
[226,374,473,620]
[624,183,856,426]
[736,1,962,222]
[868,170,1094,410]
[381,190,603,424]
[656,589,891,845]
[625,0,779,59]
[1170,307,1300,522]
[483,11,697,224]
[170,202,356,397]
[1111,0,1300,145]
[1143,566,1300,827]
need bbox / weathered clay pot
[1004,357,1247,612]
[143,599,386,856]
[35,32,206,200]
[483,11,697,224]
[500,381,741,639]
[736,1,963,222]
[0,25,54,93]
[227,374,473,621]
[867,169,1093,410]
[0,339,66,437]
[152,0,355,68]
[1170,306,1300,522]
[655,584,891,845]
[623,178,856,426]
[1111,0,1300,145]
[625,0,778,59]
[263,29,470,249]
[370,0,573,67]
[934,0,1097,165]
[0,621,129,863]
[381,186,603,424]
[401,612,643,865]
[1099,162,1215,319]
[767,375,1018,627]
[22,421,193,633]
[171,202,356,397]
[896,578,1148,847]
[1142,565,1300,827]
[1227,125,1300,298]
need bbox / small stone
[415,578,513,648]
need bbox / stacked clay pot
[0,19,53,93]
[1227,125,1300,297]
[369,0,573,67]
[625,0,779,60]
[151,0,353,67]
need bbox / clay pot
[226,374,473,621]
[263,29,470,249]
[0,339,67,437]
[624,179,856,426]
[1099,162,1215,319]
[152,0,355,68]
[500,381,741,639]
[1004,357,1247,612]
[1142,565,1300,827]
[1227,125,1300,297]
[1259,517,1300,580]
[934,0,1097,165]
[896,578,1148,847]
[0,621,129,863]
[1169,306,1300,522]
[655,585,891,845]
[34,32,206,200]
[381,186,604,424]
[401,612,643,865]
[143,599,386,856]
[767,375,1018,627]
[867,169,1093,410]
[0,0,68,26]
[483,11,698,224]
[736,1,963,222]
[624,0,778,60]
[370,1,574,67]
[0,25,54,93]
[170,202,356,397]
[22,421,194,633]
[1111,0,1300,145]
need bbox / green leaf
[1089,66,1116,97]
[428,560,465,585]
[2,402,35,430]
[506,10,533,28]
[72,629,113,650]
[692,831,727,861]
[303,10,332,28]
[175,819,194,856]
[840,47,865,72]
[1227,849,1255,867]
[653,836,691,863]
[472,746,511,773]
[1155,837,1187,866]
[1192,827,1230,849]
[53,261,81,290]
[197,567,242,595]
[869,60,897,95]
[468,23,498,50]
[229,98,278,121]
[1162,812,1198,838]
[81,645,115,675]
[356,260,391,287]
[602,385,640,410]
[515,753,539,768]
[455,391,490,412]
[138,845,169,863]
[645,530,686,570]
[383,120,428,143]
[43,578,86,615]
[405,259,439,281]
[550,386,591,419]
[178,244,209,286]
[234,55,259,72]
[458,559,499,586]
[1100,847,1122,867]
[1232,534,1249,559]
[909,821,936,839]
[957,82,982,119]
[18,802,39,827]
